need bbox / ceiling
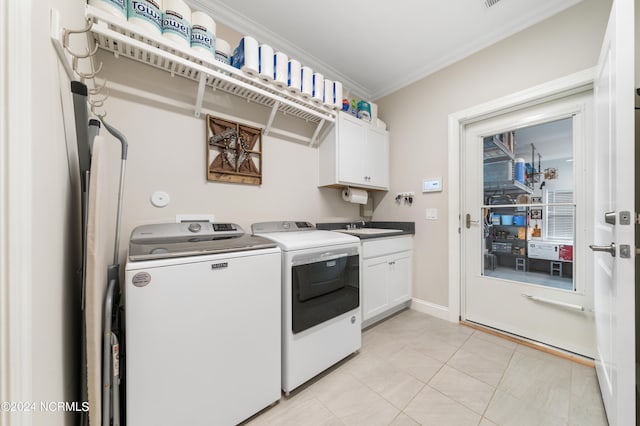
[187,0,583,100]
[514,118,573,162]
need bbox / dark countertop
[316,221,415,239]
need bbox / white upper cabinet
[319,112,389,190]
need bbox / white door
[463,92,596,357]
[591,0,636,424]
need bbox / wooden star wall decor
[206,115,262,185]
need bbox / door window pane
[481,118,575,291]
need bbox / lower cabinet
[361,236,413,328]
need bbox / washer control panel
[131,222,242,243]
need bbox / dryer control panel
[251,221,315,233]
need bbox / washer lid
[128,234,277,261]
[130,221,244,243]
[253,229,359,251]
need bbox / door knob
[465,214,480,229]
[589,242,616,257]
[604,211,616,225]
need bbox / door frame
[447,68,595,323]
[1,1,34,424]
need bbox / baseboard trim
[362,301,411,329]
[410,298,452,322]
[461,320,595,367]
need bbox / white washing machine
[252,221,361,394]
[124,222,281,426]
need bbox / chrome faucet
[346,220,366,230]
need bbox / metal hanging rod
[521,294,587,312]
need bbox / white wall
[93,53,360,261]
[28,0,87,424]
[374,0,612,308]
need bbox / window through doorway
[481,117,575,291]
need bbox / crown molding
[370,0,583,99]
[186,0,583,102]
[186,0,371,99]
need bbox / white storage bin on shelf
[81,5,336,145]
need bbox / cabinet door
[362,257,390,321]
[388,251,412,306]
[337,114,365,185]
[365,126,389,188]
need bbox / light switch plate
[423,177,442,193]
[426,208,438,220]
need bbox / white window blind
[545,190,574,241]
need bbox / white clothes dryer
[252,221,361,394]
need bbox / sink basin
[339,228,403,236]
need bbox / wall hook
[90,92,110,107]
[66,42,99,59]
[91,102,107,118]
[89,79,107,95]
[62,19,96,59]
[76,61,103,80]
[72,56,102,82]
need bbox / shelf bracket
[50,9,75,81]
[309,119,326,147]
[263,101,280,136]
[194,73,207,118]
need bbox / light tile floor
[246,309,608,426]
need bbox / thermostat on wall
[422,177,443,193]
